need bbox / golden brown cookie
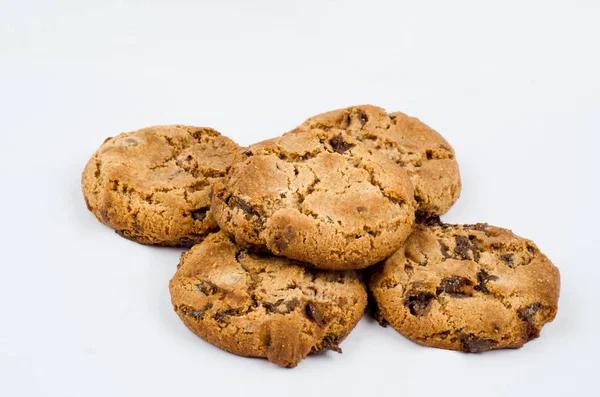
[368,218,560,352]
[303,105,461,215]
[169,231,368,368]
[82,126,240,246]
[211,127,417,270]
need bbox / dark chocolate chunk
[196,280,225,295]
[459,333,498,353]
[436,277,473,296]
[319,334,343,354]
[454,235,480,262]
[527,244,538,254]
[306,302,326,327]
[518,303,545,340]
[474,269,498,294]
[463,223,490,232]
[356,109,369,126]
[272,226,296,252]
[500,253,514,264]
[284,297,300,312]
[405,292,435,316]
[233,196,254,217]
[263,299,285,313]
[329,133,354,154]
[415,210,443,226]
[178,237,196,247]
[179,303,213,319]
[213,308,243,323]
[191,207,210,221]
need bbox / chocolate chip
[179,303,213,319]
[318,334,343,354]
[232,196,263,224]
[454,235,480,262]
[329,133,354,154]
[500,253,514,264]
[100,209,109,223]
[263,299,285,313]
[306,302,326,327]
[357,206,368,213]
[272,226,296,253]
[178,237,195,247]
[213,308,242,323]
[405,292,435,316]
[132,223,143,233]
[426,150,433,160]
[389,114,397,121]
[436,277,473,296]
[527,244,538,254]
[233,196,253,215]
[356,109,369,126]
[196,280,224,295]
[415,211,444,226]
[191,207,210,221]
[518,302,545,340]
[474,269,498,294]
[284,297,300,312]
[463,223,490,232]
[459,333,497,353]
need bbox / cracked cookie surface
[368,219,560,352]
[169,231,368,368]
[82,125,240,246]
[302,105,461,215]
[211,127,417,270]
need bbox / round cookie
[169,231,368,368]
[368,218,560,352]
[302,105,461,215]
[82,125,240,246]
[211,127,416,270]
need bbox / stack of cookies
[82,105,560,368]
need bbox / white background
[1,1,598,396]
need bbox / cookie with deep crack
[82,125,240,246]
[211,127,417,270]
[169,231,368,368]
[302,105,461,215]
[368,219,560,352]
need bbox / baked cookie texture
[211,127,417,270]
[169,232,368,368]
[302,105,461,215]
[82,126,240,246]
[368,218,560,353]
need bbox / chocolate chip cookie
[169,231,368,368]
[82,126,240,246]
[302,105,461,215]
[211,127,417,270]
[368,218,560,352]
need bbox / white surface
[1,1,598,396]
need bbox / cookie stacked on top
[82,105,560,368]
